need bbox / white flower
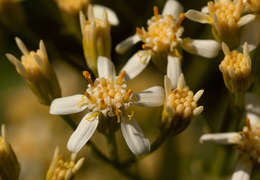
[185,0,256,48]
[200,93,260,180]
[115,0,220,77]
[50,56,165,156]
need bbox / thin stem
[106,132,118,162]
[60,115,137,179]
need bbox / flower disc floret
[136,6,184,53]
[78,71,133,122]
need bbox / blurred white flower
[50,56,165,156]
[185,0,256,48]
[116,0,220,75]
[200,93,260,180]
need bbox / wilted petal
[182,38,220,58]
[231,156,253,180]
[67,112,99,153]
[97,56,116,79]
[162,0,183,19]
[121,116,150,156]
[238,14,256,27]
[241,17,260,51]
[92,4,119,26]
[120,50,151,81]
[167,55,182,90]
[185,10,211,24]
[134,86,165,107]
[200,133,241,144]
[50,95,86,115]
[201,6,209,14]
[115,34,141,54]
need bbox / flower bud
[54,0,89,15]
[46,147,84,180]
[162,74,204,135]
[6,37,61,105]
[219,42,252,93]
[80,5,111,76]
[208,0,244,48]
[0,124,20,180]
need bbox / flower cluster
[3,0,260,179]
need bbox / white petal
[201,6,209,14]
[115,34,141,54]
[121,116,150,156]
[241,17,260,51]
[184,10,211,24]
[162,0,183,19]
[50,95,86,115]
[167,55,182,90]
[245,93,260,125]
[182,38,220,58]
[231,156,253,180]
[200,133,241,144]
[238,14,256,27]
[97,56,116,79]
[67,112,99,153]
[120,50,151,81]
[134,86,165,107]
[93,4,119,26]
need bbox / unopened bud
[54,0,89,15]
[219,42,252,93]
[0,124,20,180]
[46,147,85,180]
[80,5,111,76]
[162,74,204,135]
[6,37,61,105]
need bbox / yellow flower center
[219,50,251,78]
[208,0,243,31]
[78,71,133,123]
[238,119,260,161]
[137,6,184,53]
[167,86,197,119]
[21,50,45,78]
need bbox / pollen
[219,50,251,78]
[78,72,133,121]
[136,6,184,53]
[208,0,243,32]
[166,78,204,119]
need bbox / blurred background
[1,0,260,179]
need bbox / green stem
[60,115,137,179]
[106,132,118,162]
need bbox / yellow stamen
[117,71,125,85]
[136,27,143,35]
[153,6,159,20]
[83,71,94,87]
[128,111,134,121]
[85,112,99,120]
[177,13,185,26]
[124,89,133,101]
[115,108,120,123]
[84,92,96,103]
